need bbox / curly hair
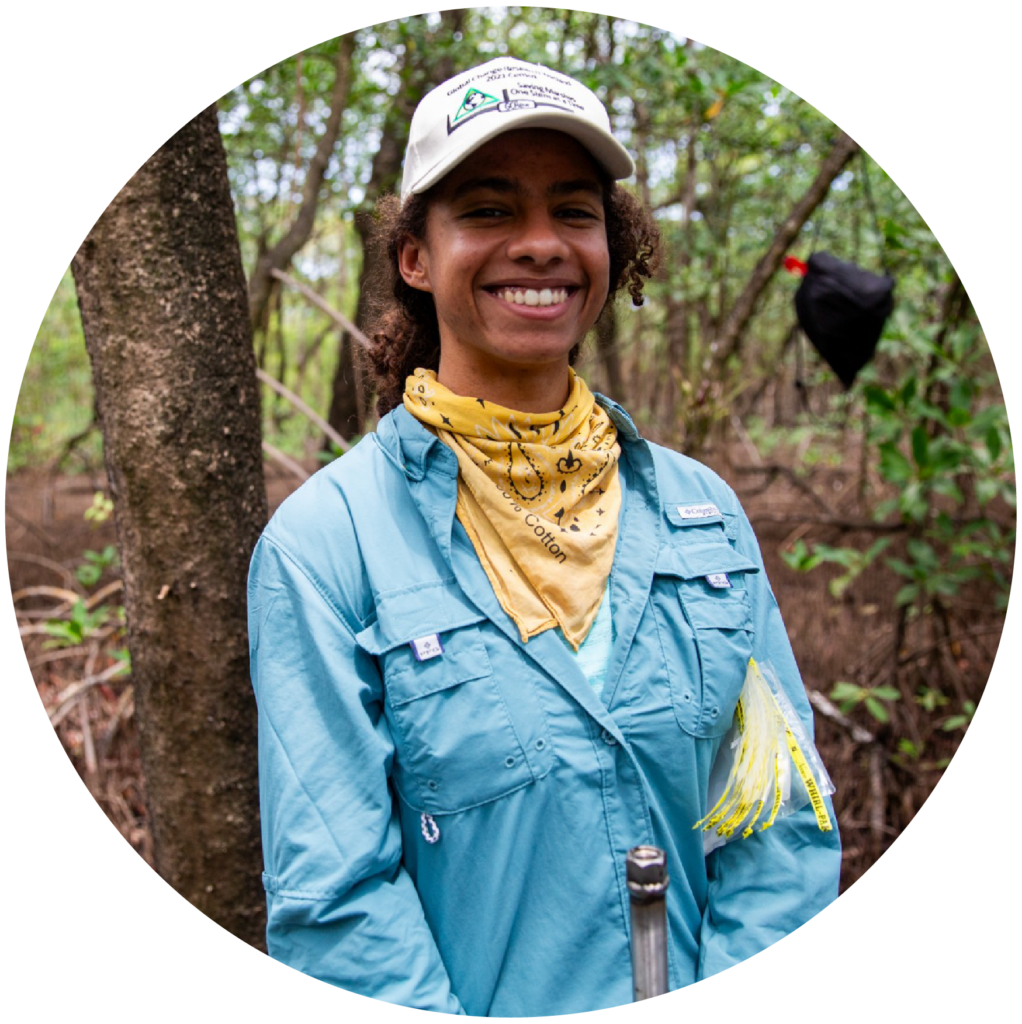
[365,173,661,416]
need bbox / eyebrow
[449,175,604,200]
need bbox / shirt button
[427,780,439,791]
[601,729,617,746]
[535,738,546,751]
[504,756,516,769]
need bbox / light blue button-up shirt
[248,397,841,1016]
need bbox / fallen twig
[807,689,876,744]
[5,507,60,550]
[6,551,81,589]
[97,686,134,762]
[868,745,885,858]
[12,585,82,605]
[48,662,131,727]
[29,647,90,669]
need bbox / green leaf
[829,681,863,703]
[897,738,922,760]
[781,538,823,572]
[886,557,915,579]
[975,477,1000,506]
[986,426,1003,462]
[948,378,973,426]
[76,563,102,587]
[897,481,929,523]
[929,477,965,503]
[899,377,918,407]
[864,385,896,413]
[911,425,930,469]
[870,686,902,702]
[915,687,948,712]
[942,714,969,731]
[864,696,890,723]
[879,443,913,484]
[906,538,938,570]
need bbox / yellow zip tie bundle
[695,658,835,854]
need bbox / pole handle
[626,845,669,1001]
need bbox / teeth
[500,287,569,307]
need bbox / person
[248,57,841,1016]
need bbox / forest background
[9,8,1015,978]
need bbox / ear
[397,236,433,293]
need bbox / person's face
[398,128,611,391]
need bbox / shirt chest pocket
[652,508,759,738]
[355,581,552,815]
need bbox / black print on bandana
[557,451,582,474]
[507,443,544,503]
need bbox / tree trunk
[595,303,623,399]
[71,104,268,949]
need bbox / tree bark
[715,131,861,362]
[71,104,268,949]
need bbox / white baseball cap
[400,57,635,200]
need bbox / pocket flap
[355,579,485,654]
[656,541,760,582]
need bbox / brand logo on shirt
[705,573,732,589]
[677,503,720,519]
[410,634,444,661]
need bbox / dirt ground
[6,451,1007,892]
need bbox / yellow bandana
[403,368,622,649]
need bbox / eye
[557,205,602,222]
[460,205,509,220]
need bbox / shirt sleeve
[697,489,842,979]
[248,533,466,1014]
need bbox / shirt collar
[374,393,644,480]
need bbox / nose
[505,209,569,265]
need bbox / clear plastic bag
[695,658,835,854]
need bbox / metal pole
[626,845,670,1001]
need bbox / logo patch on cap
[453,87,499,123]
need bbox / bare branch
[715,131,861,361]
[269,268,370,350]
[262,441,310,481]
[257,365,350,453]
[248,34,357,327]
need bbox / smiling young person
[248,58,841,1016]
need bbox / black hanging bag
[794,250,895,389]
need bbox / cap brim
[404,110,635,198]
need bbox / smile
[487,286,575,307]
